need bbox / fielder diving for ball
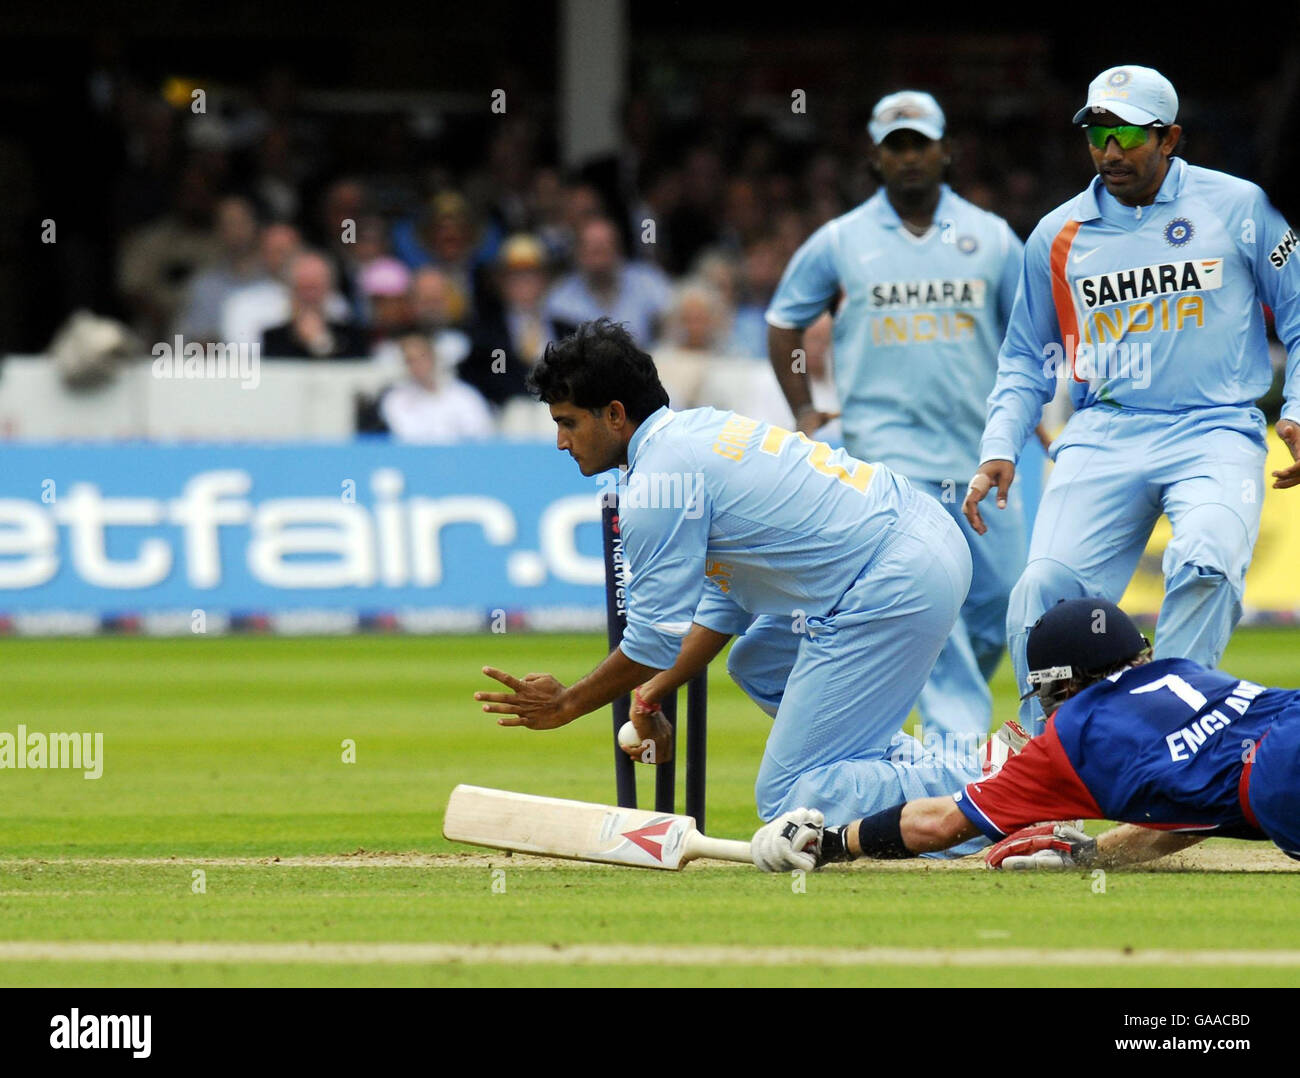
[475,318,1006,831]
[748,598,1300,873]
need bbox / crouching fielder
[476,318,985,829]
[752,598,1300,871]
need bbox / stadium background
[2,4,1299,631]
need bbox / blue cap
[1025,598,1148,693]
[869,91,945,143]
[1073,65,1178,126]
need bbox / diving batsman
[749,598,1300,872]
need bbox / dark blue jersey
[1057,658,1290,833]
[957,658,1298,840]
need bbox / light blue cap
[1073,65,1178,126]
[869,91,945,143]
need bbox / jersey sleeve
[765,222,840,330]
[953,720,1103,840]
[618,446,713,670]
[1243,186,1300,426]
[692,573,754,637]
[978,223,1060,465]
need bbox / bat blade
[443,785,751,870]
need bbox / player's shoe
[980,719,1031,779]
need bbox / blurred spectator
[391,191,481,321]
[653,280,734,409]
[406,267,472,373]
[359,257,413,356]
[315,178,370,319]
[221,222,302,345]
[528,167,572,266]
[220,223,351,345]
[551,179,608,269]
[692,250,741,320]
[174,196,263,342]
[116,160,220,341]
[262,252,367,359]
[544,217,671,346]
[460,234,551,406]
[379,333,494,444]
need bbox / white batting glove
[751,809,824,873]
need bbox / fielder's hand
[794,405,839,436]
[622,687,675,765]
[985,823,1097,870]
[962,460,1015,536]
[751,808,824,873]
[476,668,573,729]
[1272,419,1300,490]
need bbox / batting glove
[751,808,823,873]
[985,823,1097,870]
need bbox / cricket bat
[443,784,753,870]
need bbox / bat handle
[685,834,753,865]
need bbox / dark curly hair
[527,318,669,424]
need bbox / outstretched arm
[476,646,659,730]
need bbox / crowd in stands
[57,64,1269,442]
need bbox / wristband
[855,803,912,859]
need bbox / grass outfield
[0,627,1296,987]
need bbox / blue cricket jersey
[615,406,914,669]
[766,185,1023,481]
[981,157,1300,465]
[957,658,1297,839]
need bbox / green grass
[0,629,1295,986]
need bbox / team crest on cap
[1164,217,1194,247]
[1107,70,1132,87]
[957,235,978,254]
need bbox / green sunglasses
[1085,124,1165,150]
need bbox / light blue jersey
[616,405,905,670]
[982,157,1300,466]
[766,185,1023,482]
[991,157,1300,732]
[611,404,985,830]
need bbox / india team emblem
[1164,217,1194,247]
[957,235,979,254]
[1107,69,1131,87]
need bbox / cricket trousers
[1008,404,1267,732]
[727,481,986,827]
